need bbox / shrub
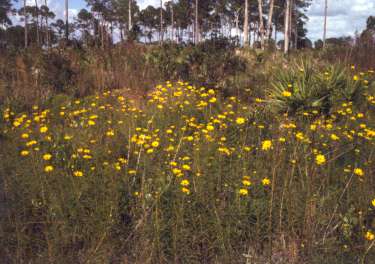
[268,58,373,115]
[145,38,247,89]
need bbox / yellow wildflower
[43,153,52,161]
[64,135,72,140]
[151,141,159,148]
[236,117,246,125]
[20,150,29,156]
[330,134,340,141]
[262,178,271,186]
[261,140,272,151]
[172,168,182,176]
[180,179,190,186]
[365,231,374,241]
[40,126,48,133]
[181,187,190,195]
[354,168,364,176]
[206,124,214,131]
[106,129,115,137]
[73,171,83,177]
[239,188,248,196]
[242,179,251,186]
[315,154,326,165]
[44,165,54,173]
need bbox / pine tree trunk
[128,0,132,31]
[292,0,297,48]
[323,0,328,48]
[35,0,39,46]
[274,24,277,43]
[253,22,256,46]
[65,0,69,41]
[24,0,28,48]
[195,0,199,44]
[160,0,163,44]
[120,23,124,42]
[44,0,49,48]
[284,0,290,54]
[257,0,265,49]
[171,2,174,41]
[101,19,105,49]
[248,23,251,46]
[244,0,249,46]
[289,0,292,48]
[266,0,274,41]
[235,12,239,40]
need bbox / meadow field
[1,1,375,261]
[0,47,374,263]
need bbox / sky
[20,0,375,41]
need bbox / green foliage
[145,38,246,89]
[268,58,373,115]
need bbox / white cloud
[139,0,168,9]
[18,0,78,22]
[306,0,375,41]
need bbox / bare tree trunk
[171,1,174,41]
[323,0,328,48]
[65,0,69,41]
[128,0,132,31]
[289,0,293,48]
[244,0,249,46]
[120,23,124,42]
[160,0,163,44]
[101,19,105,49]
[257,0,265,49]
[284,0,290,54]
[274,24,277,43]
[40,12,44,45]
[292,0,297,48]
[195,0,200,44]
[24,0,28,48]
[44,0,49,48]
[294,10,298,48]
[249,22,252,46]
[35,0,40,46]
[266,0,274,41]
[110,21,113,44]
[253,22,257,46]
[235,11,240,41]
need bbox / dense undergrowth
[0,70,374,262]
[1,38,375,263]
[1,36,374,110]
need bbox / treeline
[1,0,313,51]
[1,1,375,52]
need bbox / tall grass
[0,44,159,109]
[1,75,374,263]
